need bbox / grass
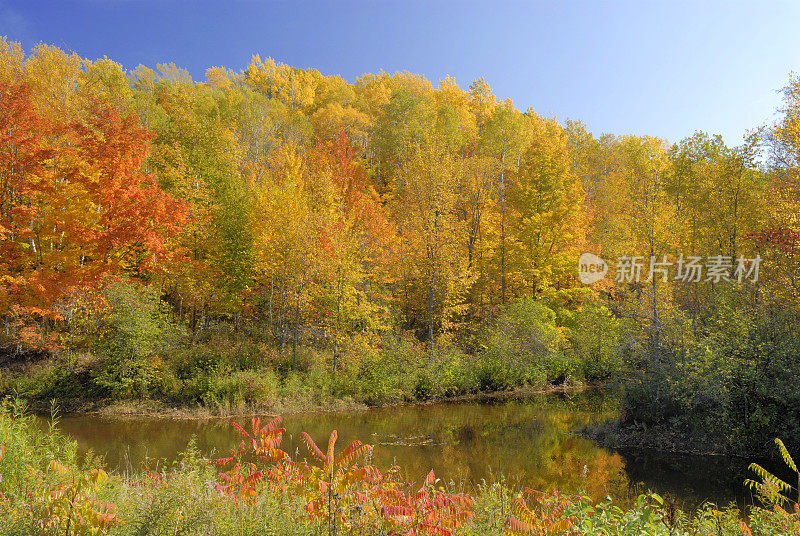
[0,398,799,536]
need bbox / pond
[43,391,758,510]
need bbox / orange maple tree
[0,81,186,348]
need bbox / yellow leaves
[353,71,392,117]
[48,459,70,477]
[244,54,316,110]
[506,489,576,536]
[468,77,497,127]
[86,468,108,486]
[205,66,239,90]
[22,43,85,121]
[20,456,119,534]
[311,101,370,142]
[0,37,24,83]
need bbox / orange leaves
[335,439,372,468]
[298,428,374,480]
[209,455,236,468]
[300,431,328,466]
[210,418,480,535]
[231,416,287,456]
[0,79,186,349]
[21,455,118,535]
[381,503,416,519]
[506,489,576,536]
[214,462,264,504]
[209,417,291,504]
[426,468,436,486]
[375,470,474,536]
[326,430,337,475]
[62,103,188,273]
[259,448,289,464]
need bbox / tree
[509,116,586,298]
[481,100,527,304]
[0,81,185,349]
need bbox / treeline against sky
[1,36,799,366]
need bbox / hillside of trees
[1,38,800,454]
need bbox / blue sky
[1,0,799,145]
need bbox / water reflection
[39,392,755,510]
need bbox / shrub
[474,298,567,389]
[92,354,177,399]
[97,281,184,361]
[91,281,185,399]
[618,302,800,455]
[568,304,626,381]
[209,369,279,407]
[0,399,77,493]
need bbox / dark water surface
[41,392,757,510]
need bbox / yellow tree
[611,136,676,364]
[251,142,324,367]
[509,116,586,298]
[481,99,528,304]
[306,132,394,370]
[399,129,471,348]
[243,54,316,111]
[458,153,496,320]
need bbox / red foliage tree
[0,81,187,348]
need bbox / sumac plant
[209,416,288,503]
[377,469,474,536]
[210,417,481,535]
[505,488,576,536]
[20,457,118,535]
[294,430,377,534]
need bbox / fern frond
[209,455,237,468]
[258,427,286,450]
[334,440,361,466]
[231,422,250,439]
[440,510,474,528]
[381,504,415,519]
[748,463,789,490]
[549,516,576,533]
[513,497,539,525]
[419,522,452,536]
[262,416,283,432]
[242,471,263,486]
[506,517,536,535]
[426,469,437,486]
[258,448,288,463]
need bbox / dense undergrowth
[0,285,628,414]
[597,292,800,457]
[0,399,799,536]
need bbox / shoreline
[19,382,762,461]
[20,381,596,420]
[582,419,757,459]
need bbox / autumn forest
[3,36,800,432]
[4,32,800,534]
